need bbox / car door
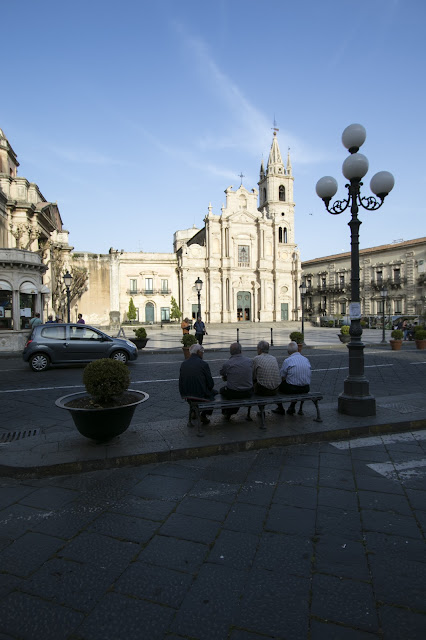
[65,325,110,362]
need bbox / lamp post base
[338,393,376,417]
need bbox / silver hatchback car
[23,323,138,371]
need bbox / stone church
[74,131,301,326]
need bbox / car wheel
[29,353,50,372]
[111,350,128,364]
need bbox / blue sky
[2,0,425,260]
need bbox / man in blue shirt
[273,341,311,415]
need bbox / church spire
[286,148,292,176]
[259,158,265,179]
[267,130,284,176]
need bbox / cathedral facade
[73,131,302,326]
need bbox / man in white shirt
[272,341,311,415]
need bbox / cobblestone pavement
[1,433,426,639]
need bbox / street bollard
[237,328,239,343]
[270,327,274,346]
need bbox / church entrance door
[281,303,288,321]
[237,291,251,322]
[145,302,154,323]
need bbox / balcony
[370,277,406,291]
[127,289,139,295]
[315,283,349,294]
[136,289,172,296]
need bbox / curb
[1,416,425,479]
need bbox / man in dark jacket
[179,343,216,424]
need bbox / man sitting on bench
[179,343,217,424]
[220,342,253,419]
[272,341,312,415]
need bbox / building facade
[301,237,426,323]
[2,124,425,353]
[0,128,72,350]
[74,131,302,326]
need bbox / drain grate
[0,429,40,444]
[376,402,423,415]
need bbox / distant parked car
[23,323,138,372]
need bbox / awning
[0,280,12,291]
[40,285,51,294]
[20,282,38,294]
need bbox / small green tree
[127,298,137,323]
[170,296,182,321]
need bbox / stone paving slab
[1,392,425,477]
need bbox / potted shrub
[181,333,197,359]
[390,329,403,351]
[289,331,304,352]
[414,328,426,350]
[131,326,149,349]
[338,324,351,344]
[55,358,148,441]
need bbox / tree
[128,298,137,323]
[49,248,89,320]
[170,296,182,321]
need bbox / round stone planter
[415,339,426,350]
[129,338,149,349]
[390,340,403,351]
[55,390,149,441]
[338,334,351,344]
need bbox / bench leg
[298,400,305,416]
[313,400,323,423]
[246,406,253,422]
[258,405,267,430]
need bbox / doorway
[281,303,288,321]
[237,291,251,322]
[145,302,154,323]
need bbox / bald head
[230,342,242,356]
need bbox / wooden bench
[182,392,323,436]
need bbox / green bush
[414,329,426,340]
[133,327,147,339]
[181,333,198,347]
[289,331,304,344]
[327,320,334,327]
[83,358,130,403]
[340,324,350,335]
[391,329,403,340]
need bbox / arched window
[263,188,266,202]
[278,227,283,243]
[279,185,285,201]
[283,227,288,243]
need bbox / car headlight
[125,341,136,349]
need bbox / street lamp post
[316,124,394,417]
[299,282,307,338]
[380,287,388,344]
[63,271,73,323]
[195,277,203,318]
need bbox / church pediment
[226,210,257,225]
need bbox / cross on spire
[238,172,245,186]
[272,116,279,135]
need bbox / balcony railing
[136,288,171,296]
[370,277,406,290]
[315,284,349,294]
